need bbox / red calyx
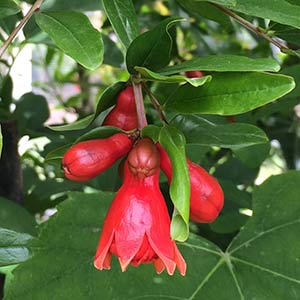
[185,70,204,78]
[62,133,133,182]
[127,138,160,179]
[102,85,138,131]
[157,143,224,223]
[94,159,186,276]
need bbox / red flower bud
[127,138,160,178]
[103,86,138,131]
[157,144,224,223]
[62,133,133,182]
[185,70,204,78]
[94,160,186,276]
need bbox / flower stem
[132,76,148,130]
[142,82,168,125]
[0,0,44,59]
[212,3,290,53]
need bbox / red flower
[94,160,186,276]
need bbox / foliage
[0,0,300,299]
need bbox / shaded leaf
[5,172,300,299]
[171,115,268,149]
[0,0,19,19]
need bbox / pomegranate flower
[94,160,186,276]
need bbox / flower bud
[127,138,160,178]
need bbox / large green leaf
[203,0,300,29]
[49,82,126,131]
[41,0,101,11]
[166,72,295,115]
[5,171,300,299]
[126,17,183,74]
[0,197,36,267]
[160,55,280,75]
[171,115,268,149]
[159,126,190,242]
[0,0,19,19]
[102,0,139,50]
[35,11,103,70]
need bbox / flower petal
[94,230,115,270]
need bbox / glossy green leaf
[203,0,300,29]
[49,82,126,131]
[171,115,268,149]
[166,72,295,115]
[135,67,212,87]
[5,171,300,299]
[0,0,20,19]
[102,0,139,50]
[35,11,103,70]
[41,0,101,11]
[0,197,36,267]
[159,126,190,242]
[126,17,183,74]
[160,55,280,75]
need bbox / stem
[212,3,290,53]
[132,76,148,130]
[142,82,168,124]
[0,0,44,59]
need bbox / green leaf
[102,0,139,50]
[203,0,300,29]
[13,93,49,135]
[126,17,183,74]
[6,171,300,299]
[35,11,103,70]
[135,66,212,87]
[171,115,268,149]
[41,0,102,11]
[159,126,190,242]
[49,82,126,131]
[166,72,295,115]
[160,55,281,75]
[0,0,20,19]
[0,197,36,267]
[141,125,161,142]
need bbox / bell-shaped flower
[94,159,186,276]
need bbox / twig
[142,82,168,124]
[132,76,148,130]
[212,3,290,53]
[0,0,44,59]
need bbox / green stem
[0,0,44,59]
[132,76,147,130]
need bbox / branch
[212,3,290,53]
[0,0,44,59]
[132,76,148,130]
[142,83,168,125]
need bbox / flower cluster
[62,85,224,276]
